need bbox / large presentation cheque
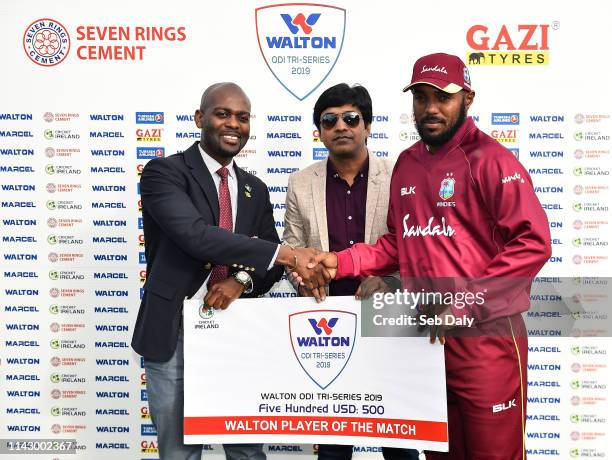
[184,296,448,452]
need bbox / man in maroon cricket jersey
[301,53,552,459]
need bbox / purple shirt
[326,157,368,296]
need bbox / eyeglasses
[320,111,361,130]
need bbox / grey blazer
[283,153,396,291]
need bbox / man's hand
[417,304,458,345]
[291,247,331,292]
[290,251,339,302]
[287,270,327,300]
[204,277,245,310]
[276,246,332,301]
[355,276,392,299]
[307,251,338,279]
[297,284,328,299]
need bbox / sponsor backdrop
[0,0,610,458]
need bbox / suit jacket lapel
[365,154,382,244]
[312,159,329,251]
[233,164,253,235]
[183,142,219,225]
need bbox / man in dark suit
[132,82,320,459]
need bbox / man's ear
[464,91,475,111]
[364,122,372,140]
[195,109,203,129]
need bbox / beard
[201,129,246,159]
[211,141,240,159]
[415,98,467,148]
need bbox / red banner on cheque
[184,416,448,442]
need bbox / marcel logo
[466,23,556,65]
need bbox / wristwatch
[233,270,253,294]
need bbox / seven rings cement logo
[255,4,346,100]
[289,309,356,389]
[23,18,71,66]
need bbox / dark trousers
[318,444,420,460]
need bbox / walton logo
[256,4,346,100]
[289,310,355,389]
[308,317,337,335]
[281,13,320,34]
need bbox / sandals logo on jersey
[289,310,355,389]
[466,23,557,66]
[255,4,346,100]
[23,18,71,67]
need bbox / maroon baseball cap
[402,53,472,94]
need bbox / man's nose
[424,99,440,115]
[225,114,240,128]
[334,117,350,130]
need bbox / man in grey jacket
[283,83,418,460]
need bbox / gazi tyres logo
[255,4,346,100]
[466,22,557,65]
[289,310,355,389]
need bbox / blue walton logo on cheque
[255,4,346,100]
[289,310,356,389]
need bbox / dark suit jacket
[132,142,283,361]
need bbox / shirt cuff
[335,249,356,279]
[267,244,281,270]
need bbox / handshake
[275,245,339,301]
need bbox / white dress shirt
[192,145,278,300]
[198,144,280,269]
[198,143,238,229]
